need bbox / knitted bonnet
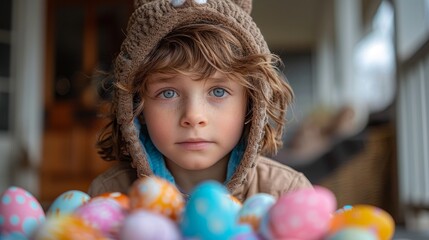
[114,0,273,191]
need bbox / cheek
[215,99,247,139]
[219,115,245,146]
[223,109,245,129]
[143,107,174,142]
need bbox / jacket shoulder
[251,156,312,198]
[87,161,138,197]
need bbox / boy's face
[142,71,247,171]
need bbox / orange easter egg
[33,214,107,240]
[328,205,395,240]
[98,192,130,210]
[129,176,184,221]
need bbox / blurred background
[0,0,428,237]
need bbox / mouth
[176,139,213,150]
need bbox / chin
[183,165,211,171]
[180,161,215,171]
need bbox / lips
[176,139,213,150]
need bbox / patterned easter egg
[33,214,106,240]
[260,186,337,240]
[326,227,378,240]
[229,195,242,210]
[0,186,45,239]
[74,198,126,238]
[230,224,260,240]
[97,192,130,210]
[120,210,181,240]
[180,181,241,239]
[47,190,90,217]
[238,193,275,231]
[129,176,184,221]
[328,204,395,240]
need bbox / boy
[89,0,312,202]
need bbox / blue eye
[161,90,177,98]
[211,88,226,97]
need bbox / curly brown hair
[97,23,293,162]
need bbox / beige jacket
[88,156,311,202]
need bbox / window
[353,0,395,112]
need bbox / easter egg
[129,176,184,221]
[33,214,106,240]
[119,210,181,240]
[74,198,126,238]
[328,204,395,240]
[47,190,90,217]
[180,181,241,239]
[0,186,45,239]
[231,224,260,240]
[326,227,378,240]
[238,193,275,231]
[229,194,243,212]
[260,186,337,240]
[0,232,28,240]
[97,192,130,210]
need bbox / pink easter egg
[75,198,126,238]
[0,186,45,239]
[260,186,337,240]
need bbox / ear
[231,0,252,14]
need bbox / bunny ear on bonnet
[231,0,252,14]
[134,0,252,13]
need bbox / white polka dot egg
[260,186,337,240]
[0,186,45,239]
[74,197,126,238]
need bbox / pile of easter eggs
[0,176,395,240]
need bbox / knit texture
[114,0,272,193]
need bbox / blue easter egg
[180,181,239,240]
[47,190,90,217]
[231,224,260,240]
[238,193,275,231]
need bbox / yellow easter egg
[328,205,394,240]
[33,214,107,240]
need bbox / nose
[180,99,208,127]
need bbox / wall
[0,0,45,195]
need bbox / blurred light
[353,1,395,112]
